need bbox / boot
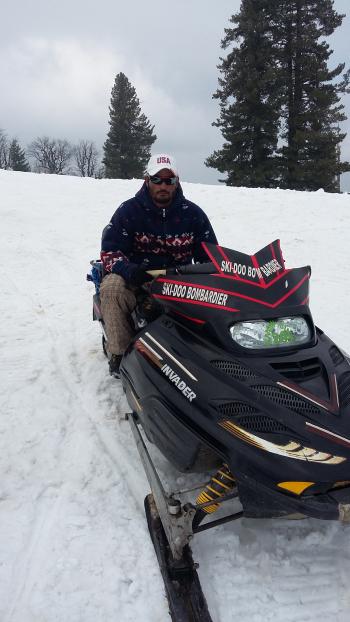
[109,354,123,378]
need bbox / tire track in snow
[36,300,171,621]
[3,492,64,622]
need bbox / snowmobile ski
[145,493,213,622]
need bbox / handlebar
[146,269,167,277]
[146,262,215,278]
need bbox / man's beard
[154,193,171,205]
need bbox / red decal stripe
[276,239,285,268]
[272,273,309,308]
[216,246,239,279]
[172,310,206,324]
[280,373,339,415]
[269,242,276,261]
[306,422,350,448]
[201,242,222,272]
[251,253,265,285]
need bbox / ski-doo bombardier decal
[202,239,286,285]
[161,281,230,307]
[155,272,310,311]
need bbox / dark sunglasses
[149,176,177,186]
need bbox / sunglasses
[149,176,177,186]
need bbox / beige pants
[100,274,137,355]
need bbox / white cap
[145,153,178,177]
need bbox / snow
[1,169,350,622]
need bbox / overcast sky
[1,0,349,188]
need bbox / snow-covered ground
[1,169,350,622]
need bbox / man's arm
[192,209,218,263]
[101,204,139,281]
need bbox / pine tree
[0,129,9,169]
[278,0,350,191]
[206,0,283,187]
[208,0,349,191]
[8,139,30,172]
[103,73,156,179]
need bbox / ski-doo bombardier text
[89,240,350,622]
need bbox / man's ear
[144,175,149,188]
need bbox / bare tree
[27,136,72,174]
[0,129,9,169]
[74,140,99,177]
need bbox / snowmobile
[89,240,350,622]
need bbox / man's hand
[129,267,154,287]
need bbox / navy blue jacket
[101,182,218,282]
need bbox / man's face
[146,168,178,207]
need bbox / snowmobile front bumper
[237,473,350,522]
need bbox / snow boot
[109,354,123,378]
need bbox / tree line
[0,71,156,179]
[0,130,101,177]
[1,0,349,191]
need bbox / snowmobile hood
[149,239,312,329]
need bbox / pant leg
[100,274,137,355]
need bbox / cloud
[133,69,218,149]
[1,12,349,188]
[1,38,121,142]
[0,35,222,181]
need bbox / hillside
[1,169,350,622]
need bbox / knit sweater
[101,182,217,282]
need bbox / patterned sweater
[101,182,217,282]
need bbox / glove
[129,267,154,287]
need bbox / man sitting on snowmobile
[100,152,218,377]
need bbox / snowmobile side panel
[136,395,221,473]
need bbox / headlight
[230,317,311,349]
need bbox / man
[100,153,218,376]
